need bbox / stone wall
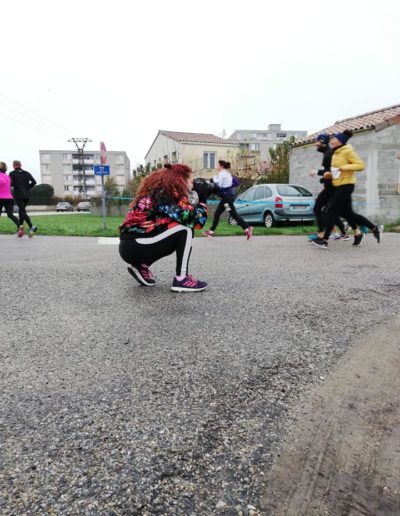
[289,125,400,223]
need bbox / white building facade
[39,150,131,197]
[229,124,308,162]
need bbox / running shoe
[353,232,364,247]
[171,274,208,292]
[335,233,350,241]
[360,225,369,234]
[372,225,381,243]
[244,227,253,240]
[330,232,341,240]
[311,237,328,249]
[29,225,38,238]
[127,264,156,286]
[308,233,318,242]
[202,229,215,238]
[17,225,25,238]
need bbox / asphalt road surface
[1,233,400,515]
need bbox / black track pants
[119,225,193,277]
[314,188,346,234]
[16,198,33,228]
[0,199,20,229]
[210,194,249,231]
[323,184,375,240]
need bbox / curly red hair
[132,163,192,206]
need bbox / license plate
[291,205,308,211]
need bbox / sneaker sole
[127,266,155,287]
[311,241,328,250]
[171,285,208,292]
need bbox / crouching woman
[119,163,208,292]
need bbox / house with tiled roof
[290,104,400,222]
[144,130,240,177]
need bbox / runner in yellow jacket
[312,130,380,249]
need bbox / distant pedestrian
[119,163,208,292]
[9,160,37,238]
[203,160,252,239]
[0,162,20,231]
[312,130,380,249]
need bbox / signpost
[94,161,110,230]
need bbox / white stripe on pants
[136,224,193,276]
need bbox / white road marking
[97,238,119,245]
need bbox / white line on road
[98,238,119,245]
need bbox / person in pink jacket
[0,162,20,232]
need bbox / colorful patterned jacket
[119,193,208,238]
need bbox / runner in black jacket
[309,134,347,240]
[9,160,37,238]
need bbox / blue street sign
[94,164,110,176]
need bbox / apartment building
[39,150,131,197]
[229,124,308,161]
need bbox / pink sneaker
[127,264,156,286]
[244,227,253,240]
[17,225,25,238]
[171,275,208,292]
[202,229,215,238]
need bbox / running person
[308,134,348,241]
[312,130,380,249]
[203,160,252,239]
[119,163,208,292]
[9,160,37,238]
[0,162,20,232]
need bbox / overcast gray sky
[1,0,399,181]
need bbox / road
[1,233,400,515]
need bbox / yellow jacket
[326,144,365,187]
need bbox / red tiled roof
[299,104,400,144]
[160,130,237,145]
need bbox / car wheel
[228,214,238,226]
[264,211,276,228]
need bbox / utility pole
[68,138,92,199]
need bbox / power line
[0,100,70,139]
[0,110,71,141]
[0,92,75,135]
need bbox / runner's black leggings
[210,194,249,231]
[313,187,346,234]
[119,225,193,276]
[16,198,33,228]
[0,199,20,229]
[323,184,376,240]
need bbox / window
[239,188,255,201]
[249,143,260,151]
[264,186,273,198]
[291,185,313,197]
[62,153,71,160]
[277,132,287,138]
[253,186,266,200]
[116,154,125,164]
[41,154,51,164]
[277,185,302,197]
[203,152,216,169]
[42,164,50,171]
[171,151,177,163]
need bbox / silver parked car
[77,201,91,212]
[229,184,315,227]
[56,201,74,212]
